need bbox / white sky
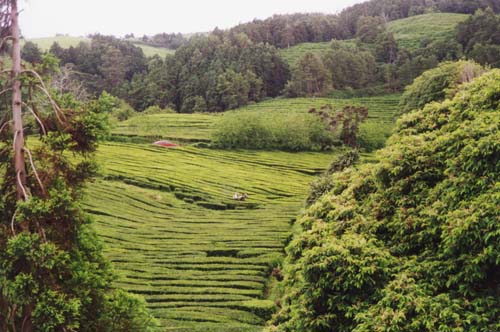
[20,0,366,38]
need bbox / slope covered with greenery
[85,142,338,331]
[23,36,175,58]
[270,69,500,331]
[387,13,468,49]
[112,95,401,151]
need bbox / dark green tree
[0,2,156,331]
[323,42,376,89]
[21,41,42,64]
[285,52,331,97]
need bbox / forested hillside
[21,0,500,114]
[268,67,500,332]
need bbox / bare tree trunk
[10,0,26,201]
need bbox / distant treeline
[230,0,500,49]
[20,0,500,113]
[136,32,188,49]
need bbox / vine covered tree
[0,1,156,331]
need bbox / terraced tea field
[387,13,468,50]
[92,94,401,330]
[113,95,400,149]
[280,40,356,67]
[85,142,338,331]
[112,113,218,142]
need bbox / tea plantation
[87,95,401,330]
[85,143,337,331]
[112,95,400,149]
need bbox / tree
[309,104,368,147]
[323,42,376,89]
[356,16,386,43]
[21,41,42,64]
[0,1,156,331]
[285,52,331,97]
[375,32,398,63]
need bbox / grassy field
[23,36,175,58]
[86,143,337,331]
[113,95,401,150]
[387,13,468,50]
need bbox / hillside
[85,143,338,331]
[113,95,400,150]
[89,94,401,330]
[270,69,500,332]
[280,40,357,67]
[23,36,175,57]
[387,13,469,50]
[280,13,469,67]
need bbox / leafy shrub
[399,60,484,113]
[307,149,359,205]
[111,99,136,121]
[212,112,335,151]
[142,105,175,115]
[271,69,500,331]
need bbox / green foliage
[212,112,335,151]
[324,42,377,89]
[284,52,331,97]
[457,8,500,52]
[457,8,500,67]
[270,69,500,332]
[387,13,469,50]
[110,98,136,122]
[356,16,386,43]
[307,149,359,205]
[399,60,484,113]
[100,290,157,332]
[48,34,148,98]
[21,41,43,64]
[159,33,289,113]
[85,141,338,330]
[0,77,155,330]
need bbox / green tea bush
[212,112,336,151]
[142,105,175,115]
[270,69,500,331]
[399,60,484,114]
[306,149,359,205]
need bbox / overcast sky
[20,0,366,38]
